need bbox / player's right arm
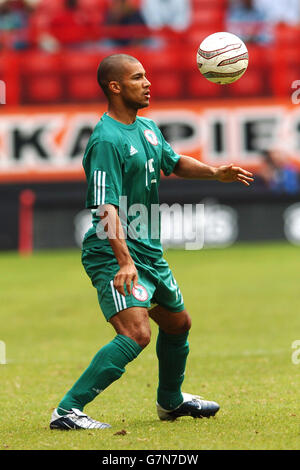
[155,123,253,185]
[97,203,138,297]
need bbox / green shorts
[81,247,185,321]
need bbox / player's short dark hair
[97,54,139,98]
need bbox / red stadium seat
[186,26,223,50]
[187,72,223,98]
[67,73,104,101]
[269,45,300,96]
[150,72,182,99]
[227,70,265,97]
[36,0,63,13]
[274,24,300,46]
[11,12,300,104]
[28,11,52,46]
[62,52,100,74]
[77,0,109,24]
[21,52,61,74]
[77,0,108,8]
[190,0,225,31]
[62,52,103,101]
[20,52,62,104]
[24,76,63,103]
[136,47,181,73]
[246,44,267,68]
[192,0,226,7]
[191,8,224,29]
[273,46,300,67]
[181,46,212,80]
[270,65,300,97]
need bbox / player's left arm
[173,155,254,186]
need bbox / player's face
[119,61,151,110]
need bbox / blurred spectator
[0,0,30,50]
[254,0,300,25]
[103,0,147,47]
[105,0,145,27]
[43,0,89,49]
[226,0,274,44]
[140,0,191,31]
[97,0,163,49]
[259,149,300,194]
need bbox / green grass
[1,242,300,450]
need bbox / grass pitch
[1,242,300,450]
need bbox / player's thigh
[151,257,185,315]
[149,304,191,335]
[109,306,151,348]
[82,247,154,321]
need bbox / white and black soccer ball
[197,32,249,85]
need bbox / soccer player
[50,54,253,430]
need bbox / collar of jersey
[104,112,138,130]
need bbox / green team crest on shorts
[132,284,149,302]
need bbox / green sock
[57,334,142,415]
[156,328,189,411]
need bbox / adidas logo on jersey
[130,145,138,156]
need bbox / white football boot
[50,408,111,430]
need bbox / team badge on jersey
[132,284,149,302]
[144,130,158,146]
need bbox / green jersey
[82,112,180,258]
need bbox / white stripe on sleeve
[94,170,97,206]
[97,170,101,206]
[101,171,106,204]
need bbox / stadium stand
[62,51,103,101]
[0,0,299,103]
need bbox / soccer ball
[197,32,249,85]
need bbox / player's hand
[215,164,254,186]
[114,262,138,297]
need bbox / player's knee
[110,307,151,349]
[133,327,151,349]
[182,313,192,332]
[177,312,192,334]
[121,324,151,349]
[168,312,192,335]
